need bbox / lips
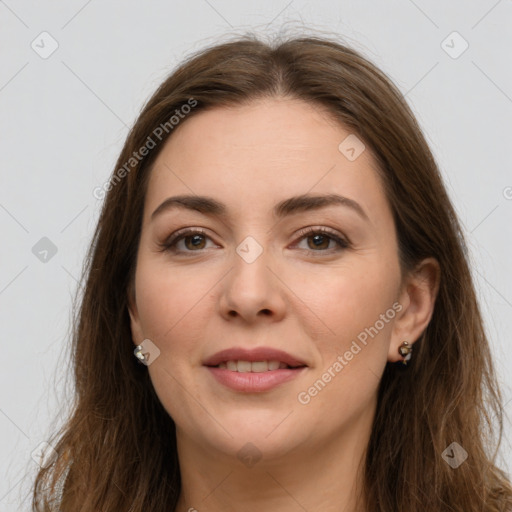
[203,347,307,369]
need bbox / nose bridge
[231,233,273,295]
[220,232,285,321]
[235,234,266,266]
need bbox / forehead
[144,98,389,225]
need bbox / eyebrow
[150,193,370,222]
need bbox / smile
[215,360,301,372]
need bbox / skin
[128,97,440,512]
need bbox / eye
[292,226,350,255]
[158,226,350,255]
[158,228,217,253]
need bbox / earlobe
[389,257,440,363]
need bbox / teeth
[251,361,268,373]
[268,360,280,370]
[237,361,252,373]
[217,360,290,372]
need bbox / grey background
[1,1,511,509]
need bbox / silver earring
[133,338,161,366]
[134,345,146,363]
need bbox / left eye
[293,227,350,253]
[158,227,349,254]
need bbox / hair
[31,33,512,511]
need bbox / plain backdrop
[1,1,511,509]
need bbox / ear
[388,257,440,363]
[127,281,144,346]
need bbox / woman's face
[129,97,409,462]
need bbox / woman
[32,34,512,511]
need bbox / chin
[191,412,305,459]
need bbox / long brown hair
[31,33,512,511]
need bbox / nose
[218,238,287,324]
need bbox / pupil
[310,234,328,249]
[188,235,205,249]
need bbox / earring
[398,341,413,365]
[134,345,146,364]
[133,339,160,366]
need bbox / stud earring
[398,341,413,365]
[133,339,161,366]
[134,344,146,363]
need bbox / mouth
[207,360,306,372]
[203,347,308,392]
[203,346,308,368]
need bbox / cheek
[134,259,214,359]
[135,261,215,420]
[294,269,395,423]
[288,261,399,392]
[300,262,397,333]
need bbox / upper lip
[203,347,308,368]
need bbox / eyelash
[158,226,350,256]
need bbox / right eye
[158,228,219,253]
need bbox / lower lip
[205,366,307,392]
